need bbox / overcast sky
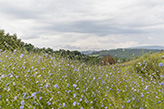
[1,0,164,51]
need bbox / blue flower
[39,97,42,100]
[20,54,24,58]
[21,100,25,105]
[20,105,24,109]
[73,93,76,98]
[63,103,66,107]
[159,82,163,86]
[14,96,17,100]
[31,92,37,97]
[73,84,77,88]
[47,101,51,105]
[46,83,49,88]
[54,84,58,88]
[159,62,163,67]
[22,93,26,99]
[141,93,144,97]
[79,98,82,102]
[73,101,76,106]
[127,100,130,103]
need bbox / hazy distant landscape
[82,45,164,55]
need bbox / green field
[0,50,164,109]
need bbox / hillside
[0,49,163,108]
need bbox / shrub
[100,55,116,65]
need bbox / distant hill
[90,48,162,61]
[129,45,164,50]
[81,46,164,61]
[81,50,95,55]
[81,46,164,55]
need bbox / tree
[100,55,116,65]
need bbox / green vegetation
[0,30,24,50]
[0,30,164,108]
[91,48,161,62]
[0,50,164,109]
[129,53,164,79]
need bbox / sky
[0,0,164,51]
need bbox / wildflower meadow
[0,50,164,109]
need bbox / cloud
[0,1,38,20]
[0,0,164,51]
[42,20,146,36]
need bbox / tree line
[0,29,100,64]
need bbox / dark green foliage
[54,49,101,64]
[24,43,34,51]
[0,30,24,50]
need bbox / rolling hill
[81,46,164,61]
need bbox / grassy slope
[0,50,163,108]
[117,52,164,67]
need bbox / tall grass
[0,50,163,108]
[129,53,164,79]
